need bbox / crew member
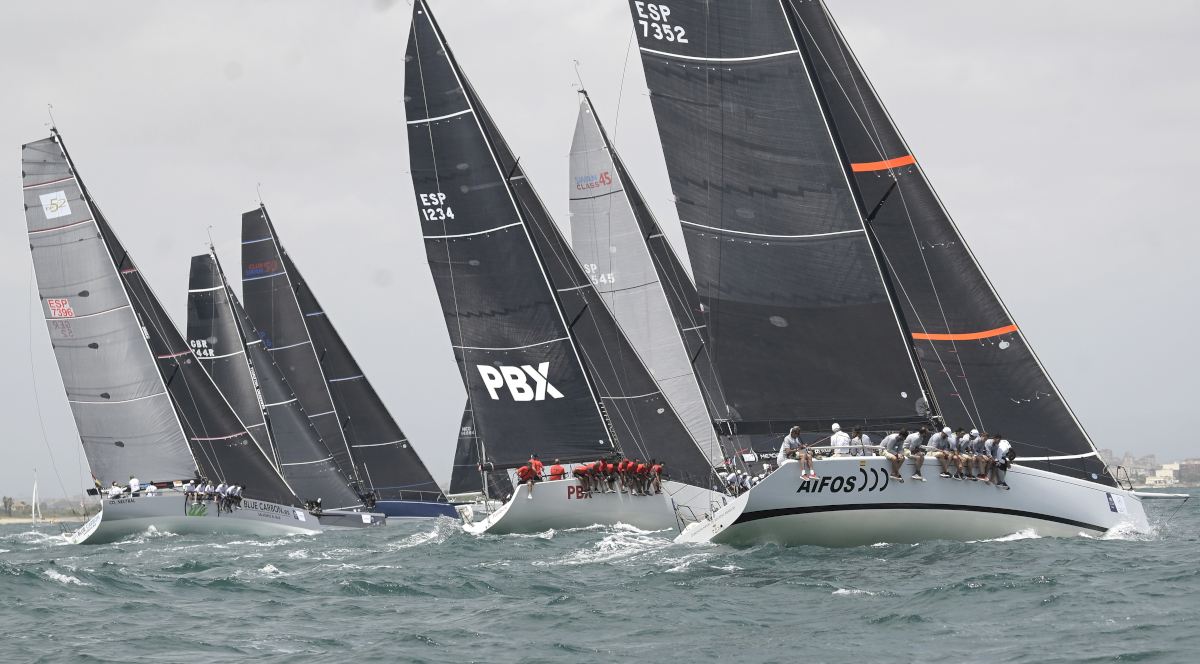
[830,423,851,457]
[107,481,123,499]
[515,464,537,498]
[182,479,195,499]
[573,463,592,495]
[778,426,815,480]
[128,475,141,495]
[850,427,872,457]
[548,459,566,481]
[972,431,992,481]
[929,427,954,478]
[952,428,972,480]
[528,454,544,481]
[904,426,928,481]
[993,436,1013,490]
[650,460,663,494]
[881,429,907,481]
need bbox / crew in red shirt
[529,454,544,480]
[634,461,649,495]
[617,459,631,492]
[516,464,537,497]
[573,463,592,494]
[548,459,566,481]
[650,460,664,494]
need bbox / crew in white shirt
[830,423,851,457]
[849,428,872,457]
[128,476,141,494]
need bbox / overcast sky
[2,1,1197,499]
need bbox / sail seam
[43,303,129,321]
[424,221,521,239]
[243,271,286,282]
[454,336,569,352]
[262,398,298,408]
[28,218,94,234]
[327,375,364,383]
[266,340,311,351]
[639,47,799,63]
[601,391,662,400]
[680,220,864,240]
[22,175,74,189]
[406,108,473,125]
[187,285,223,293]
[68,391,168,405]
[197,349,246,360]
[352,440,406,448]
[912,324,1017,341]
[280,456,335,466]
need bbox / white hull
[67,493,323,544]
[461,478,724,535]
[677,458,1148,547]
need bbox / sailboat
[186,252,385,528]
[405,0,724,535]
[241,205,455,518]
[622,0,1184,546]
[22,131,323,544]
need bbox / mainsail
[406,0,714,484]
[242,208,447,503]
[187,252,363,508]
[627,1,1108,483]
[627,0,927,436]
[23,133,298,505]
[569,93,724,465]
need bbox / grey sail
[627,0,929,437]
[187,253,363,508]
[783,0,1110,484]
[406,0,715,484]
[449,401,509,498]
[23,133,298,505]
[241,206,360,488]
[569,96,723,466]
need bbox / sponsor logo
[477,362,563,401]
[244,259,279,277]
[40,190,72,219]
[566,485,591,500]
[574,171,612,192]
[186,502,208,517]
[242,499,295,517]
[106,498,136,505]
[1106,492,1127,514]
[796,468,891,494]
[47,298,75,318]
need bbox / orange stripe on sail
[912,324,1018,341]
[851,154,916,172]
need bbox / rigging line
[26,265,73,501]
[612,29,635,142]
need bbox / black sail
[627,0,927,436]
[406,0,714,483]
[785,0,1109,483]
[24,133,298,505]
[188,253,364,508]
[448,401,509,498]
[241,206,360,487]
[278,250,446,504]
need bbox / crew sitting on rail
[830,423,851,456]
[778,426,816,480]
[983,434,998,483]
[516,463,538,497]
[604,460,618,493]
[928,427,954,478]
[548,459,565,481]
[951,428,972,481]
[972,431,992,481]
[904,426,928,481]
[573,463,593,494]
[145,482,158,495]
[229,484,243,508]
[881,429,907,481]
[991,435,1014,490]
[650,460,664,494]
[107,481,123,498]
[181,479,195,498]
[724,471,742,496]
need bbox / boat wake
[968,528,1043,544]
[43,568,89,587]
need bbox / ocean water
[1,493,1196,664]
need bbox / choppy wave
[0,493,1197,663]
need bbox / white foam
[1094,522,1158,542]
[968,528,1042,543]
[533,528,666,567]
[44,569,89,586]
[258,564,287,576]
[286,549,309,559]
[832,588,876,597]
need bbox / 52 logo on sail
[633,2,688,43]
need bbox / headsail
[782,1,1109,483]
[23,133,297,505]
[406,0,714,484]
[449,401,510,499]
[569,93,724,465]
[242,209,448,504]
[627,0,928,436]
[188,252,363,508]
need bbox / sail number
[634,2,688,43]
[189,339,215,358]
[419,192,456,222]
[583,263,614,286]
